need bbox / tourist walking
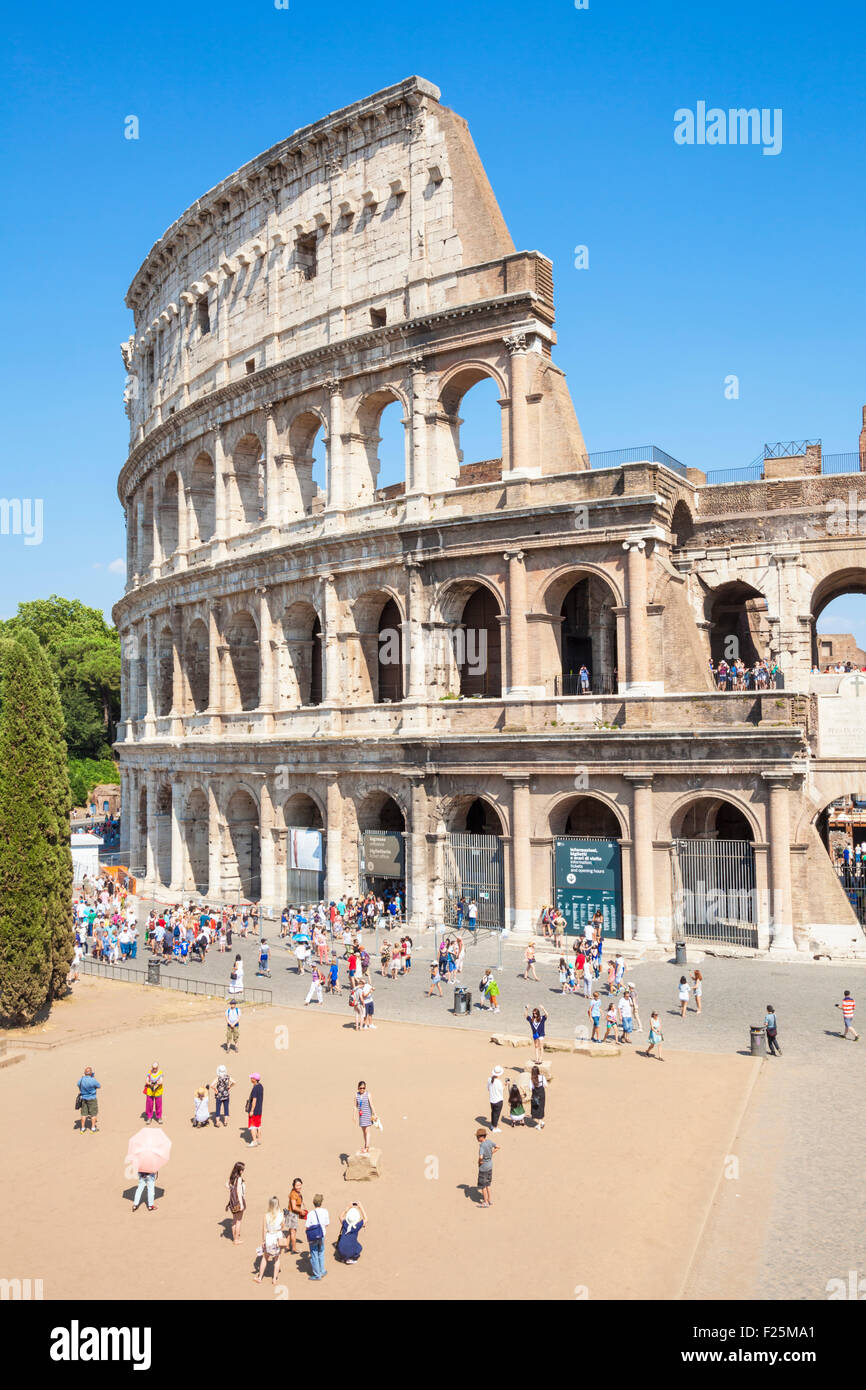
[618,990,634,1045]
[349,981,365,1029]
[487,1064,504,1132]
[360,978,376,1029]
[225,1001,240,1051]
[211,1065,234,1126]
[476,1127,498,1207]
[254,1196,285,1285]
[336,1202,367,1265]
[523,940,539,981]
[525,1005,548,1063]
[229,954,244,996]
[354,1081,378,1153]
[480,968,500,1012]
[625,982,642,1031]
[691,969,703,1015]
[76,1065,101,1134]
[645,1011,664,1060]
[143,1063,164,1125]
[765,1005,782,1056]
[304,965,324,1005]
[836,990,859,1040]
[226,1161,246,1242]
[589,992,601,1042]
[427,960,443,996]
[245,1073,264,1145]
[306,1195,330,1281]
[131,1170,158,1212]
[530,1064,547,1129]
[677,976,690,1018]
[285,1177,306,1255]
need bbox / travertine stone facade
[114,77,866,956]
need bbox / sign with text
[360,830,405,879]
[553,837,623,938]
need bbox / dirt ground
[1,978,758,1300]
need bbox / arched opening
[559,576,618,695]
[550,795,624,938]
[281,602,323,707]
[672,796,757,947]
[377,597,403,702]
[444,794,504,929]
[155,783,172,886]
[225,611,260,712]
[224,788,260,901]
[357,791,406,904]
[706,581,767,667]
[563,797,621,838]
[157,625,174,717]
[354,390,407,502]
[671,500,694,548]
[288,413,327,517]
[229,434,265,530]
[374,398,406,494]
[159,472,180,558]
[283,792,325,905]
[459,587,502,698]
[815,793,866,930]
[438,370,503,486]
[141,488,155,571]
[188,453,216,544]
[811,570,866,670]
[185,619,209,713]
[184,788,209,894]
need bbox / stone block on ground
[344,1147,382,1180]
[574,1040,620,1058]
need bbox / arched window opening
[230,434,265,529]
[186,619,209,713]
[189,454,216,545]
[377,598,403,702]
[225,789,260,900]
[225,612,260,712]
[559,577,617,695]
[185,788,209,894]
[157,626,174,717]
[159,473,180,558]
[375,399,406,494]
[707,582,767,667]
[459,587,502,698]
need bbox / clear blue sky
[1,0,864,639]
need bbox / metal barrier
[582,445,687,476]
[79,956,273,1003]
[672,838,759,949]
[836,873,866,926]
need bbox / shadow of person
[218,1217,235,1242]
[456,1183,482,1204]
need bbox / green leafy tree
[0,633,73,1022]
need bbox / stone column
[213,423,229,541]
[264,403,282,527]
[258,587,274,711]
[504,549,529,696]
[176,476,189,562]
[627,774,656,942]
[624,540,649,690]
[207,783,222,901]
[407,354,428,494]
[170,782,185,893]
[405,558,427,700]
[325,380,344,512]
[322,574,341,705]
[408,777,429,928]
[508,775,533,934]
[145,771,157,883]
[260,780,277,909]
[325,778,343,903]
[765,774,796,954]
[504,333,529,476]
[145,616,157,720]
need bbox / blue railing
[821,452,862,475]
[706,451,862,486]
[584,445,687,476]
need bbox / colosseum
[114,75,866,957]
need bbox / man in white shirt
[617,992,634,1045]
[487,1065,504,1132]
[467,901,478,930]
[306,1195,330,1281]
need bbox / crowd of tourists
[708,658,781,690]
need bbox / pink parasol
[126,1127,172,1173]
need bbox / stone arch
[666,792,760,842]
[184,786,209,894]
[458,586,503,698]
[546,791,626,838]
[228,432,265,530]
[185,617,209,713]
[356,789,407,831]
[159,471,181,559]
[540,567,620,696]
[224,609,260,711]
[281,600,323,707]
[156,623,174,717]
[810,566,866,668]
[351,588,405,705]
[443,792,507,836]
[704,580,769,666]
[671,499,694,548]
[288,409,328,516]
[224,787,261,900]
[188,452,216,544]
[349,387,409,501]
[435,363,507,486]
[282,791,325,829]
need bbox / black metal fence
[79,956,272,1003]
[836,873,866,926]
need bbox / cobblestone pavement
[90,908,865,1301]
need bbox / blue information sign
[553,838,623,938]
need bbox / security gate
[443,832,504,930]
[672,839,758,948]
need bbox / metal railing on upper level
[582,445,687,476]
[705,451,863,486]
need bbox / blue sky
[1,0,864,639]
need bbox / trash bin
[454,987,471,1016]
[750,1025,766,1056]
[147,959,161,986]
[675,941,687,966]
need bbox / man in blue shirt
[77,1066,101,1133]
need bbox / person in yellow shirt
[144,1063,164,1125]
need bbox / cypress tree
[0,634,73,1023]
